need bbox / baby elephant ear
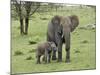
[49,42,55,47]
[70,15,79,32]
[49,42,57,51]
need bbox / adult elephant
[47,15,79,63]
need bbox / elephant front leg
[44,50,51,63]
[48,54,51,63]
[45,53,51,63]
[65,47,70,63]
[58,41,63,62]
[65,31,71,63]
[65,35,70,63]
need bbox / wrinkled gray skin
[47,15,79,63]
[36,42,57,64]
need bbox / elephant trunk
[63,28,70,49]
[63,28,71,62]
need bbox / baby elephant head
[48,42,57,52]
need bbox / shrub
[40,17,48,20]
[81,40,89,43]
[26,56,33,60]
[28,36,40,45]
[14,51,23,56]
[29,41,37,45]
[74,50,80,53]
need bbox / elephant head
[52,15,79,39]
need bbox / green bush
[26,56,33,60]
[14,51,23,56]
[81,40,89,43]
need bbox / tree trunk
[20,17,24,34]
[19,1,24,35]
[24,16,29,35]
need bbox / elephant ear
[49,42,56,47]
[51,15,63,35]
[69,15,79,32]
[48,42,54,47]
[51,15,60,25]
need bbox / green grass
[11,6,96,74]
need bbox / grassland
[11,6,96,74]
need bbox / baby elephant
[36,42,57,64]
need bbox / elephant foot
[65,59,70,63]
[52,56,57,60]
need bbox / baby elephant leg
[42,56,45,61]
[44,50,51,63]
[42,55,51,63]
[48,54,51,63]
[36,55,41,64]
[44,51,47,63]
